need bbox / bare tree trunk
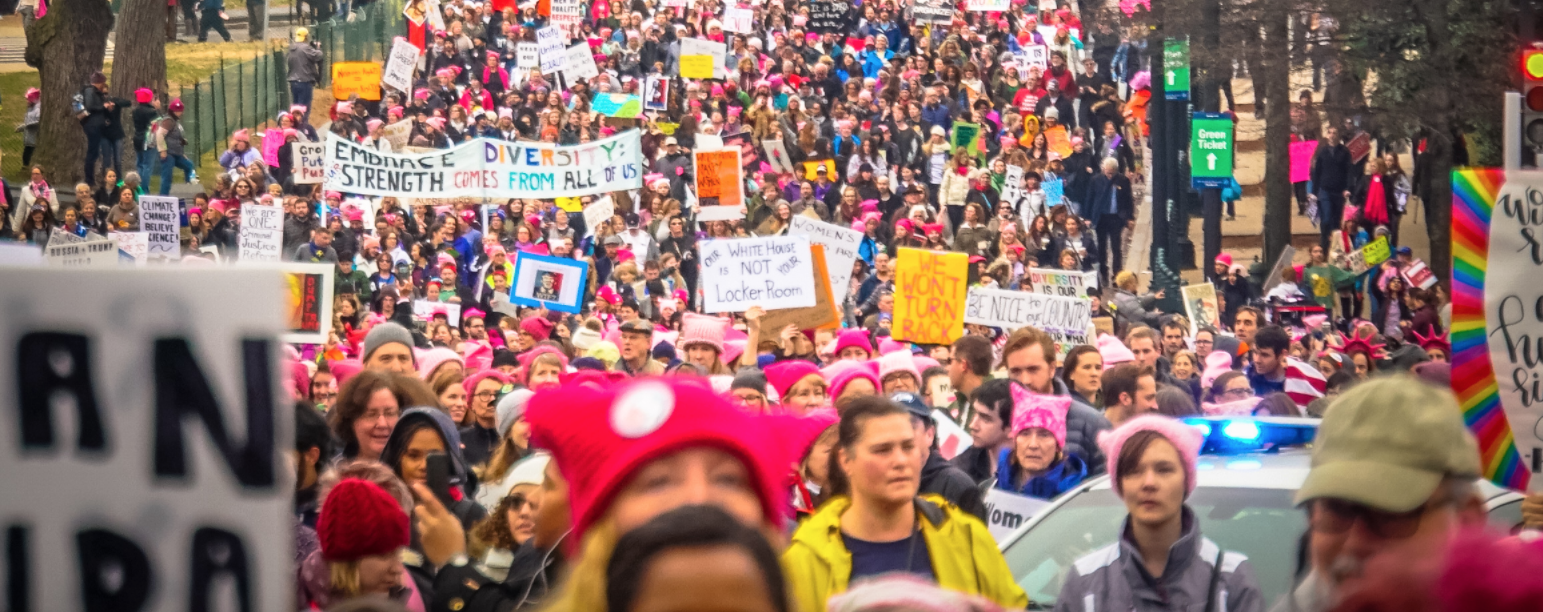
[1261,10,1293,265]
[1417,0,1453,287]
[25,0,114,188]
[112,0,170,177]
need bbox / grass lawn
[0,71,41,184]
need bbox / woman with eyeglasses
[1057,416,1264,612]
[1206,371,1253,405]
[469,453,549,581]
[458,370,513,468]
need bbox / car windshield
[1003,487,1306,609]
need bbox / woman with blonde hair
[430,370,469,423]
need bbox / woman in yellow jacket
[782,396,1029,612]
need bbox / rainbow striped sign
[1451,168,1531,490]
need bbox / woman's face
[1014,428,1059,473]
[352,388,400,460]
[1172,354,1196,379]
[1218,376,1253,401]
[608,447,762,534]
[836,376,876,403]
[471,379,503,421]
[1060,252,1077,269]
[399,426,447,485]
[685,345,719,369]
[505,484,539,545]
[783,375,828,411]
[881,372,919,395]
[355,552,406,595]
[1070,354,1104,397]
[527,361,563,390]
[1119,437,1187,527]
[440,384,468,423]
[840,413,919,506]
[1352,353,1370,378]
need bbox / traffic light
[1524,49,1543,149]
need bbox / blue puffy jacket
[994,448,1089,500]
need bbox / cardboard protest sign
[893,248,968,344]
[331,61,383,101]
[1026,267,1099,297]
[699,235,818,312]
[383,38,421,93]
[138,195,181,260]
[983,489,1051,541]
[582,196,615,237]
[964,287,1091,356]
[952,122,981,154]
[1021,44,1048,71]
[239,204,284,262]
[281,262,335,344]
[932,410,973,460]
[695,149,744,207]
[1290,140,1317,184]
[509,251,590,313]
[763,139,795,173]
[0,267,291,612]
[293,142,326,184]
[1181,283,1221,336]
[644,75,669,110]
[803,159,837,180]
[324,131,643,199]
[759,244,841,331]
[788,215,861,302]
[537,26,566,74]
[45,236,120,268]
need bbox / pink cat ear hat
[1097,415,1204,497]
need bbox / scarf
[1364,175,1389,225]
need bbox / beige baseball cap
[1295,376,1482,512]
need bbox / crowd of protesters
[6,0,1543,608]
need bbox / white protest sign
[517,42,539,68]
[50,228,85,246]
[696,205,746,222]
[561,43,600,82]
[115,231,150,265]
[932,410,972,461]
[966,0,1009,11]
[763,139,795,173]
[964,287,1092,357]
[0,267,291,612]
[537,26,566,74]
[1001,165,1024,208]
[383,38,421,93]
[1026,267,1099,297]
[680,37,727,79]
[699,235,817,312]
[788,215,861,302]
[549,0,583,30]
[45,237,120,267]
[583,196,615,237]
[138,195,181,260]
[414,300,463,326]
[1484,171,1543,491]
[239,204,284,262]
[293,142,326,184]
[723,6,754,33]
[1021,44,1048,71]
[983,489,1051,541]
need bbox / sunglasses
[1310,498,1434,540]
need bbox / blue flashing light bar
[1182,416,1318,454]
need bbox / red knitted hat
[526,378,791,549]
[317,479,409,561]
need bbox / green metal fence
[172,0,402,164]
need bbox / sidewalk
[0,6,299,67]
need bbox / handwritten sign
[239,204,284,262]
[699,235,817,312]
[788,215,861,302]
[582,196,615,237]
[695,149,744,207]
[548,0,583,31]
[114,231,149,265]
[723,6,754,32]
[1338,236,1389,275]
[1480,171,1543,491]
[759,244,841,331]
[517,42,539,68]
[293,142,325,184]
[967,0,1010,10]
[331,61,382,101]
[561,43,599,82]
[383,38,421,93]
[806,0,851,32]
[893,248,968,344]
[537,26,566,74]
[1026,267,1099,297]
[983,489,1051,541]
[138,195,181,260]
[964,287,1091,356]
[679,37,722,79]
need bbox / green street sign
[1190,113,1233,188]
[1163,38,1190,101]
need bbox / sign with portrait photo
[509,251,590,313]
[1181,283,1221,336]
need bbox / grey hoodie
[1054,507,1265,612]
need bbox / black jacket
[1085,172,1134,227]
[1054,377,1111,476]
[1310,140,1353,192]
[951,445,998,489]
[920,451,987,522]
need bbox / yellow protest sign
[331,61,383,101]
[554,197,583,212]
[892,248,968,344]
[655,121,679,135]
[680,55,714,79]
[802,159,836,181]
[1361,236,1391,267]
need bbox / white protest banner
[788,215,861,302]
[537,26,566,74]
[239,204,284,262]
[583,196,615,237]
[932,410,972,460]
[1026,267,1099,297]
[561,43,600,82]
[115,231,150,265]
[1001,165,1024,207]
[414,300,463,326]
[45,237,120,267]
[966,0,1009,11]
[983,489,1051,541]
[723,6,754,33]
[138,195,181,260]
[294,142,326,184]
[0,267,291,612]
[517,42,539,68]
[964,287,1091,356]
[323,131,644,199]
[699,235,817,312]
[383,38,421,93]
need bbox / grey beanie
[496,388,536,436]
[363,322,416,364]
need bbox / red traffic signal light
[1526,50,1543,80]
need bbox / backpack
[73,88,89,121]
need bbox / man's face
[314,231,332,247]
[1235,312,1259,343]
[621,331,651,361]
[1253,347,1283,376]
[365,343,415,375]
[1195,332,1213,356]
[1308,485,1481,592]
[1131,375,1157,412]
[1005,343,1055,394]
[465,318,486,339]
[1162,327,1186,356]
[1130,337,1160,369]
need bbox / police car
[996,417,1526,609]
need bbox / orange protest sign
[1044,125,1072,158]
[331,61,383,101]
[892,248,968,344]
[694,149,743,207]
[803,159,836,181]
